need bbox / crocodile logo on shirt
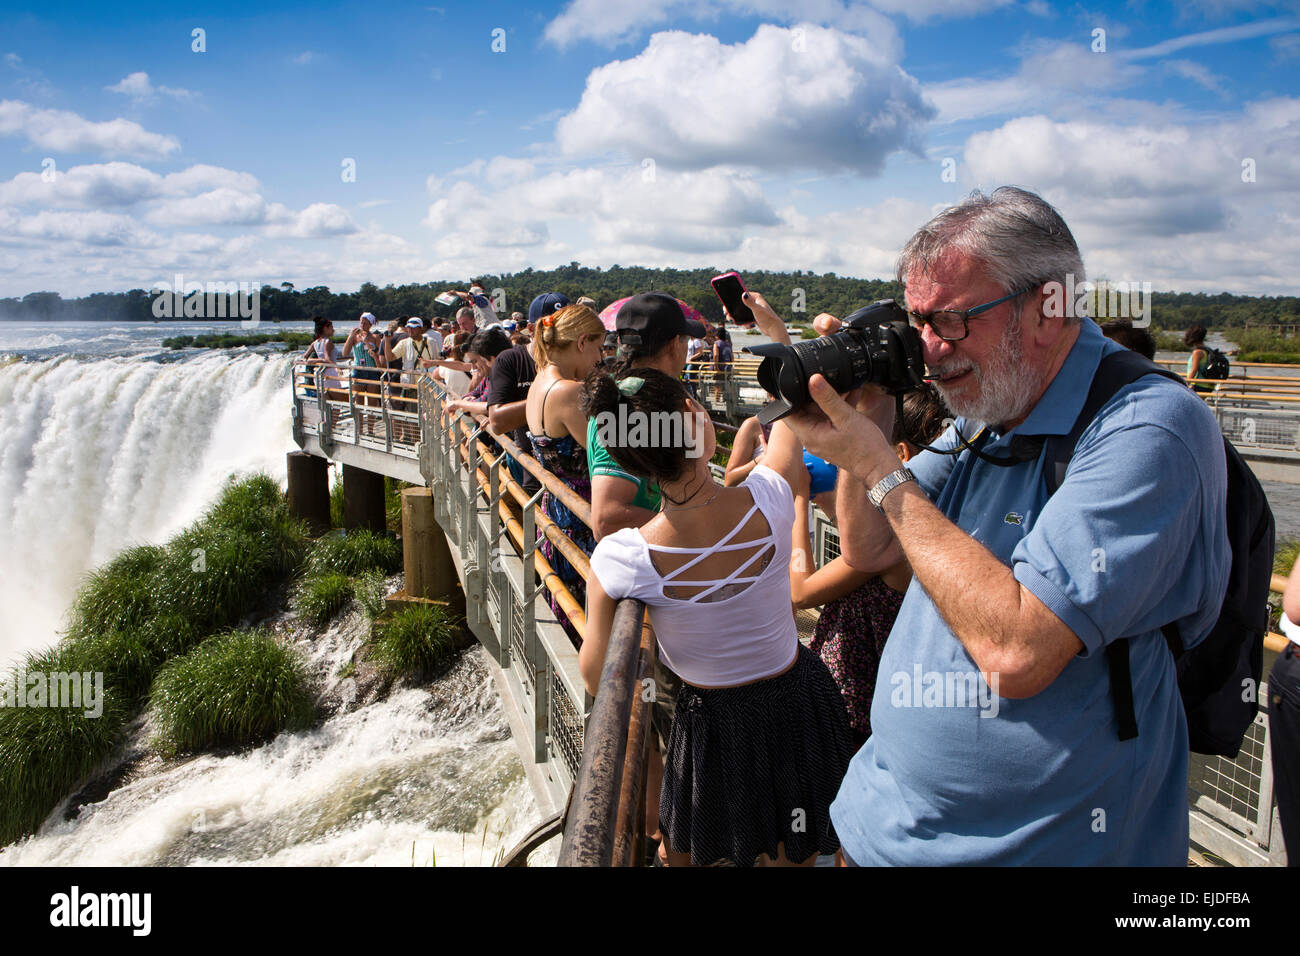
[1004,512,1025,526]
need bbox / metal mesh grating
[1189,708,1268,827]
[822,524,841,563]
[510,597,533,690]
[549,671,584,781]
[1214,408,1300,449]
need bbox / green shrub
[0,645,129,846]
[307,529,401,577]
[207,474,308,575]
[153,524,275,630]
[62,629,156,705]
[149,629,316,756]
[369,604,461,681]
[294,572,354,625]
[65,544,165,640]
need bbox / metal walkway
[291,358,1290,866]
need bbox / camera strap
[901,394,1045,467]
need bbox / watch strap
[867,467,916,511]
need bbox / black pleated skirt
[660,643,856,866]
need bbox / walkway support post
[286,451,330,536]
[342,464,386,533]
[401,486,457,600]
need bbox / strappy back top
[590,465,798,687]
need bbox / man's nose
[918,322,954,366]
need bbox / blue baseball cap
[528,292,570,325]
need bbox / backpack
[1043,348,1274,757]
[1202,347,1230,380]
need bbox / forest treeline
[3,263,1297,331]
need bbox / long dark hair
[582,369,694,486]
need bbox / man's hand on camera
[742,292,791,346]
[784,374,901,488]
[812,313,842,336]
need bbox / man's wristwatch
[867,467,916,511]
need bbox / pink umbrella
[597,295,708,332]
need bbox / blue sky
[1,0,1297,298]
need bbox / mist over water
[0,349,296,663]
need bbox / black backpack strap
[1106,641,1139,741]
[1043,349,1182,495]
[1044,348,1184,742]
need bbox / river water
[0,320,545,866]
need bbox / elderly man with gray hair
[784,186,1229,865]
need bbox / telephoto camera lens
[745,300,926,425]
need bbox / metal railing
[290,358,654,849]
[291,352,1291,866]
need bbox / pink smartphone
[711,271,755,326]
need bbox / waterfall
[0,350,296,664]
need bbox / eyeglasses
[905,287,1034,343]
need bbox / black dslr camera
[745,299,927,425]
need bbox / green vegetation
[10,268,1295,334]
[1152,330,1187,353]
[293,572,354,625]
[65,544,166,640]
[306,528,401,577]
[0,643,130,846]
[355,569,388,619]
[149,629,316,756]
[330,476,345,529]
[370,604,462,681]
[162,330,316,351]
[1228,328,1300,362]
[385,477,409,533]
[0,473,311,848]
[1275,539,1299,578]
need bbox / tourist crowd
[301,188,1295,870]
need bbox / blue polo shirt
[831,319,1229,866]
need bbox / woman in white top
[583,368,854,867]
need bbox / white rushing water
[0,324,546,866]
[0,349,297,662]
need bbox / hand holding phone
[711,271,756,326]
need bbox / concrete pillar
[342,464,387,533]
[401,487,457,600]
[286,451,330,536]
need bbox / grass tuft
[149,629,316,756]
[306,529,401,577]
[369,604,462,681]
[65,544,165,640]
[0,645,129,846]
[293,572,354,625]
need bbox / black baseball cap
[615,292,706,339]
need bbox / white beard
[930,314,1045,428]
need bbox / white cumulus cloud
[0,99,180,159]
[105,72,196,103]
[554,25,932,174]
